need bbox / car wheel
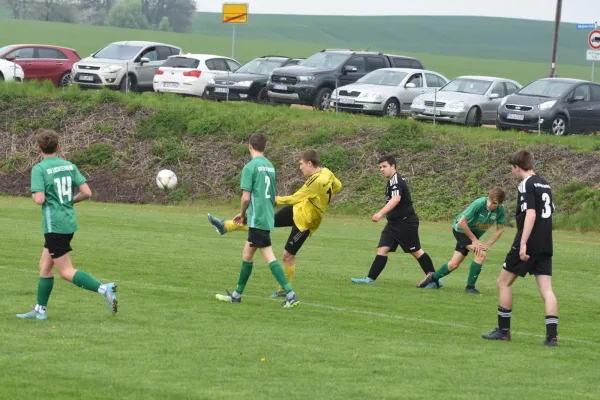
[58,72,72,88]
[465,107,481,127]
[119,74,137,92]
[550,115,567,136]
[496,124,509,131]
[314,88,332,111]
[383,98,400,117]
[257,87,268,103]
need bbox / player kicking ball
[416,188,506,294]
[16,130,117,321]
[214,133,299,308]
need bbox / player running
[209,150,342,297]
[16,129,117,321]
[214,133,299,308]
[416,188,506,295]
[482,150,558,346]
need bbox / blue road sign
[577,24,596,29]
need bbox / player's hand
[274,196,279,205]
[233,213,245,225]
[519,244,530,262]
[371,212,383,222]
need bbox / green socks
[433,263,451,281]
[37,277,54,307]
[269,261,293,294]
[235,261,254,294]
[72,271,102,293]
[467,261,483,287]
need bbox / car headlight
[233,81,252,88]
[445,101,465,110]
[101,65,123,74]
[358,92,383,101]
[538,100,557,110]
[412,98,424,108]
[297,75,314,82]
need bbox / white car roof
[372,68,442,75]
[111,41,180,48]
[169,54,234,61]
[455,75,509,82]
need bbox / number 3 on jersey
[541,192,552,219]
[54,176,72,204]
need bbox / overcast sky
[197,0,595,23]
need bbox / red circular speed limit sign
[589,29,600,49]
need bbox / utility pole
[549,0,563,77]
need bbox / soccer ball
[156,169,178,190]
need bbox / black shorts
[453,229,482,256]
[275,206,310,256]
[248,228,272,249]
[378,215,421,254]
[502,247,552,277]
[44,233,74,259]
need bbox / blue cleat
[351,275,376,285]
[103,283,118,316]
[207,213,226,235]
[270,289,286,298]
[16,307,47,321]
[425,278,444,289]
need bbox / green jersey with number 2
[30,156,87,234]
[240,156,276,231]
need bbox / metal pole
[232,25,236,59]
[592,22,598,82]
[125,63,129,94]
[226,70,229,104]
[538,103,541,136]
[335,77,338,115]
[548,0,563,77]
[433,89,437,128]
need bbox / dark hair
[249,133,267,152]
[488,187,506,204]
[508,150,534,171]
[36,129,59,154]
[378,155,396,168]
[300,150,320,167]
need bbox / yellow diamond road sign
[222,3,248,24]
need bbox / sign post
[222,3,248,60]
[588,25,600,82]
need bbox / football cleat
[282,293,299,308]
[270,289,286,298]
[351,275,375,285]
[103,282,118,316]
[465,286,481,295]
[207,214,226,235]
[417,272,435,288]
[16,308,47,321]
[482,328,511,341]
[215,290,241,303]
[542,337,558,347]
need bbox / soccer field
[1,196,599,399]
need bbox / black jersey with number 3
[386,172,416,221]
[513,174,554,257]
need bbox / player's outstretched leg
[207,213,249,235]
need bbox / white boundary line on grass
[2,265,598,346]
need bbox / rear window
[162,57,200,68]
[391,57,422,69]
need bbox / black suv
[267,49,425,110]
[203,56,304,103]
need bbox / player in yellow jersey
[208,150,342,297]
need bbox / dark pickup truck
[267,49,425,110]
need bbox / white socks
[97,284,107,295]
[34,304,46,314]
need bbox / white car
[0,58,24,82]
[153,54,241,96]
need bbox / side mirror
[489,93,500,99]
[5,55,15,61]
[140,57,150,64]
[344,65,358,73]
[405,82,416,88]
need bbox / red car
[0,44,81,87]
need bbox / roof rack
[259,55,290,58]
[320,48,352,52]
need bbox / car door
[589,84,600,134]
[400,72,426,110]
[566,84,593,133]
[136,47,160,87]
[339,56,366,86]
[482,81,507,123]
[5,47,37,81]
[37,47,68,86]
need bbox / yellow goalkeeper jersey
[277,167,342,233]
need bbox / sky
[196,0,596,24]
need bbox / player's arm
[235,165,253,224]
[484,224,504,249]
[277,180,317,206]
[30,165,45,205]
[73,183,92,204]
[457,216,485,252]
[372,195,400,222]
[331,174,343,195]
[519,180,538,261]
[32,192,45,205]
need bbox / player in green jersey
[215,133,299,308]
[417,187,507,294]
[16,130,117,321]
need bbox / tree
[141,0,195,33]
[157,16,171,32]
[105,0,149,30]
[1,0,32,19]
[76,0,117,25]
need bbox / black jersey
[513,174,554,256]
[386,172,416,221]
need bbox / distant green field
[0,19,595,85]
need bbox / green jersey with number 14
[240,156,276,231]
[30,156,87,234]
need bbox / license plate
[506,113,525,121]
[423,107,441,115]
[273,84,288,90]
[163,82,178,88]
[214,87,229,93]
[78,75,94,82]
[338,98,355,104]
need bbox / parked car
[497,78,600,135]
[330,68,449,116]
[411,76,521,126]
[267,49,425,110]
[0,44,80,87]
[71,41,182,91]
[152,53,241,97]
[0,58,24,82]
[203,56,304,103]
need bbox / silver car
[411,76,522,126]
[72,41,182,91]
[330,68,449,116]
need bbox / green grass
[0,18,595,84]
[1,196,600,399]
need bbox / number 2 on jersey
[265,176,271,199]
[541,192,552,219]
[53,176,72,204]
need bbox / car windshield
[517,80,574,98]
[93,44,143,60]
[357,70,408,86]
[440,78,492,95]
[162,57,200,68]
[300,52,350,69]
[236,59,283,75]
[0,45,15,56]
